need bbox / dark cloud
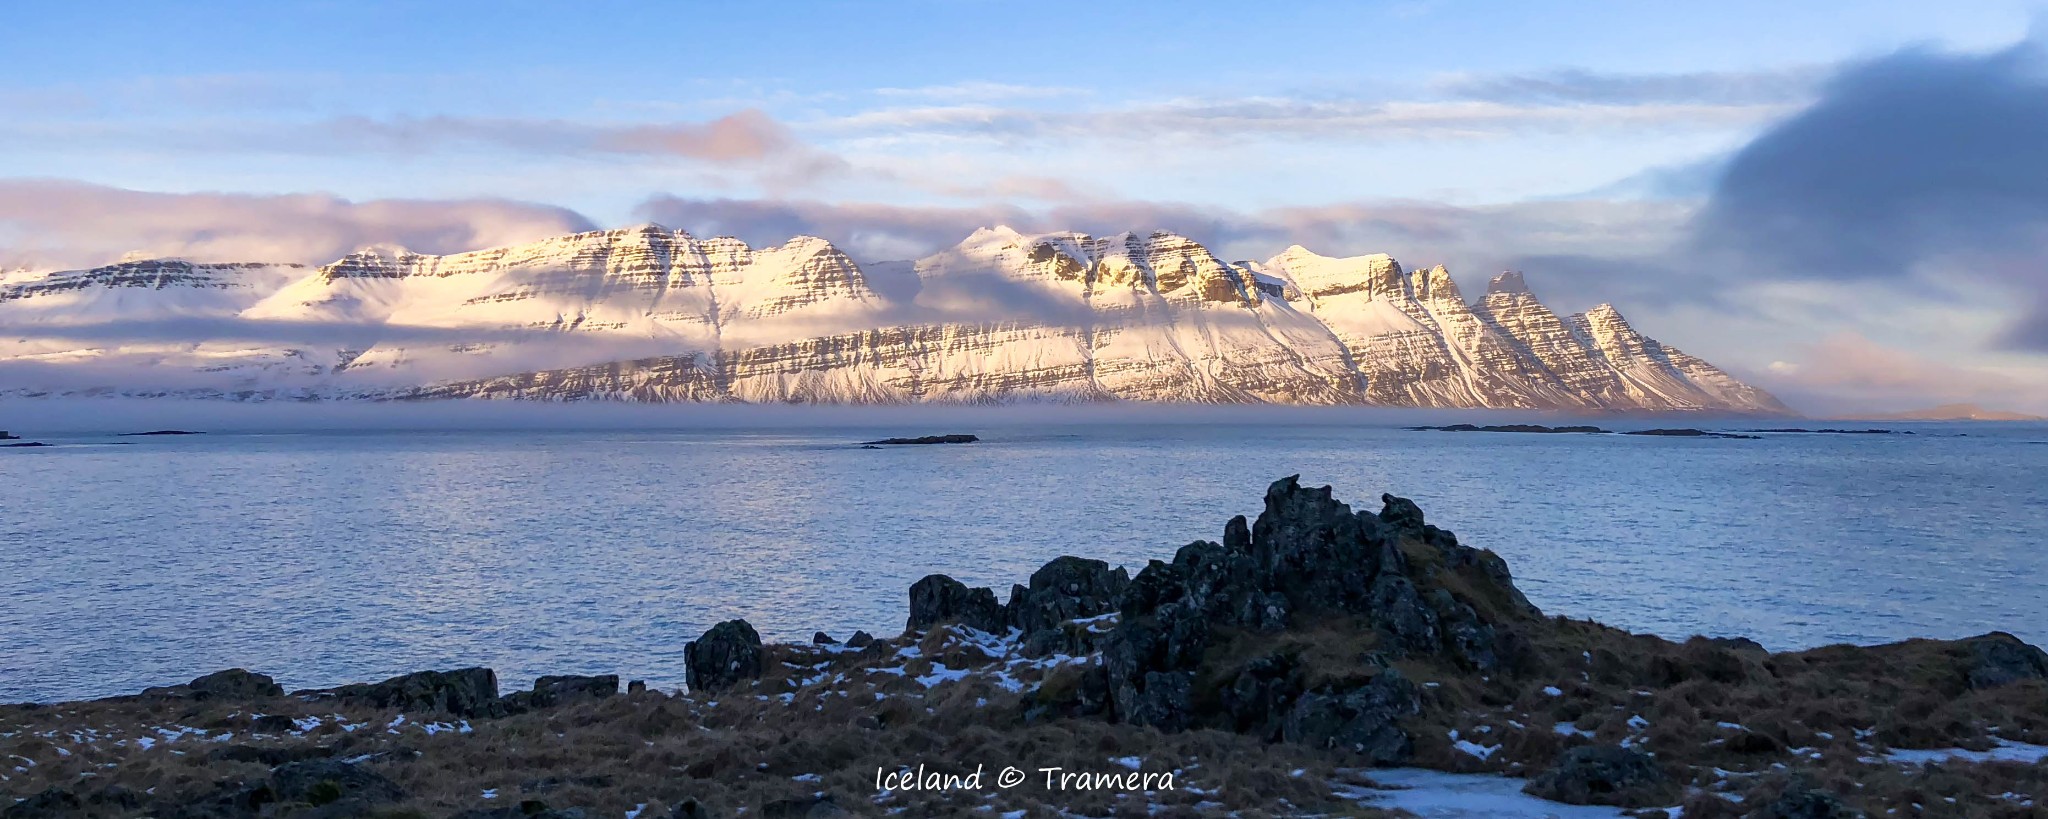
[1690,39,2048,350]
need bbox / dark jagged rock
[1094,476,1543,758]
[1408,423,1611,434]
[519,776,612,794]
[1007,556,1129,655]
[812,631,839,645]
[1522,745,1676,806]
[299,668,502,718]
[1701,635,1769,653]
[141,668,284,701]
[906,574,1006,634]
[1024,664,1111,723]
[268,759,404,806]
[669,798,719,819]
[1280,671,1420,763]
[500,674,618,712]
[1960,631,2048,689]
[860,434,977,445]
[1623,428,1761,439]
[0,787,143,819]
[250,713,297,731]
[685,620,763,693]
[760,794,849,818]
[209,743,338,766]
[627,680,647,694]
[1755,781,1867,818]
[1,788,83,819]
[843,630,876,648]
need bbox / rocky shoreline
[5,478,2046,818]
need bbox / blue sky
[4,0,2032,215]
[4,1,2048,412]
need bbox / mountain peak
[1,224,1787,414]
[1487,270,1532,296]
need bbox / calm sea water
[3,413,2045,703]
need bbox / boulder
[268,759,404,806]
[759,795,850,818]
[1007,556,1129,633]
[209,744,339,766]
[1,788,83,819]
[669,798,719,819]
[1522,745,1677,807]
[844,630,876,648]
[811,631,839,645]
[1007,556,1129,655]
[1754,781,1867,819]
[141,668,283,701]
[1960,631,2048,689]
[685,619,763,693]
[301,668,502,718]
[500,674,619,712]
[1023,663,1111,723]
[1278,670,1421,764]
[905,574,1006,634]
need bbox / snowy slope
[0,225,1788,413]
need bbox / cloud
[0,179,596,270]
[825,97,1791,144]
[1689,38,2048,350]
[634,194,1689,309]
[1434,65,1824,106]
[314,109,801,161]
[2,110,851,192]
[1757,331,2048,413]
[871,82,1088,101]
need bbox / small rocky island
[1411,424,1763,439]
[860,434,979,446]
[116,430,205,437]
[4,478,2044,818]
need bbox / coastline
[5,478,2044,817]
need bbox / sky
[3,0,2047,414]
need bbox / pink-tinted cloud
[0,179,596,270]
[316,109,801,161]
[1759,332,2048,414]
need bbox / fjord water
[3,415,2045,703]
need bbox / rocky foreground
[6,478,2047,818]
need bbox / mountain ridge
[0,225,1790,413]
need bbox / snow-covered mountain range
[0,225,1787,412]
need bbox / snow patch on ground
[1339,768,1641,818]
[1876,740,2048,766]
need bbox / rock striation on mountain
[0,225,1786,412]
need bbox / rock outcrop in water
[861,434,978,446]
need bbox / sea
[3,402,2045,703]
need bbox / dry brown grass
[1,631,1404,818]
